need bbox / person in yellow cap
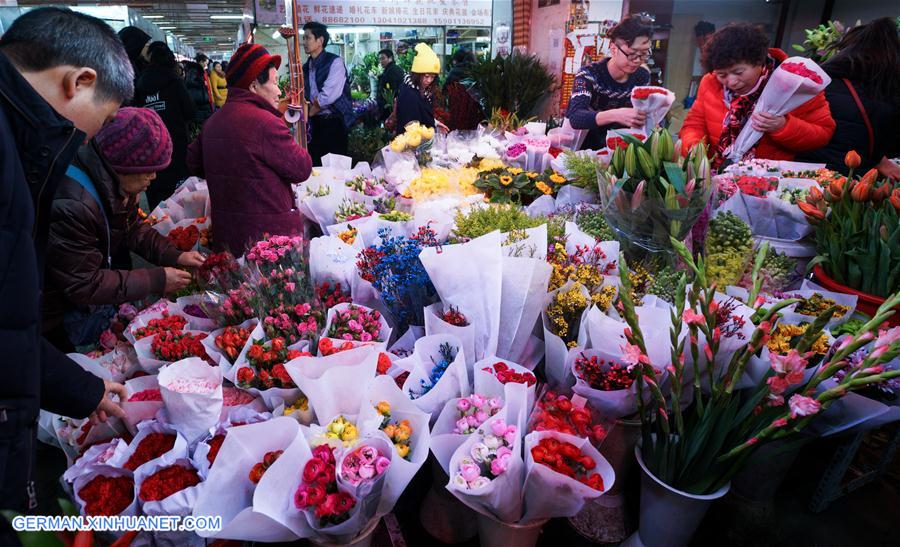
[395,42,447,134]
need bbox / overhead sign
[294,0,492,27]
[256,0,286,25]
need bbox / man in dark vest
[302,21,354,165]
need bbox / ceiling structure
[19,1,250,54]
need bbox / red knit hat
[226,43,282,89]
[95,107,172,174]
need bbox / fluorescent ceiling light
[210,15,245,20]
[159,27,175,30]
[329,26,377,34]
[143,15,164,19]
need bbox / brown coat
[42,142,183,332]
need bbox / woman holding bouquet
[395,43,448,134]
[43,108,204,351]
[680,23,835,167]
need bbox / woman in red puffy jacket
[680,23,835,167]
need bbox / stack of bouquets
[217,372,431,543]
[599,128,714,262]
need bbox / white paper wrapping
[420,231,504,362]
[402,334,471,420]
[729,57,831,162]
[158,357,224,444]
[286,345,378,423]
[192,417,301,541]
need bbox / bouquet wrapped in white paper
[728,57,831,162]
[158,357,224,443]
[191,417,302,541]
[631,86,676,136]
[420,231,503,363]
[402,334,471,420]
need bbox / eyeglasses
[615,42,652,62]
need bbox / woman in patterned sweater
[566,16,652,150]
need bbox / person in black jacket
[183,60,214,130]
[376,49,404,121]
[797,18,900,179]
[134,42,196,208]
[0,7,127,531]
[117,26,151,103]
[396,43,447,134]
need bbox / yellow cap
[411,42,440,74]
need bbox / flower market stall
[41,92,900,547]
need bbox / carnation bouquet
[727,57,830,163]
[630,86,675,136]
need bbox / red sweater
[187,88,311,255]
[680,49,835,160]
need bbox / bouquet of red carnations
[631,86,675,136]
[728,56,830,162]
[73,466,137,517]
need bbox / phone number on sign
[12,515,223,532]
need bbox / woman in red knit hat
[43,107,205,351]
[187,43,312,255]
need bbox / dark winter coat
[796,63,900,174]
[42,142,183,333]
[396,75,436,133]
[134,66,196,206]
[187,88,312,255]
[377,61,405,121]
[0,51,105,510]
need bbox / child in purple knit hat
[41,107,206,351]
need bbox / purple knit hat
[95,107,172,173]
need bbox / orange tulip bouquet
[800,151,900,299]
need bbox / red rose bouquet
[138,464,201,502]
[316,281,352,310]
[529,391,607,444]
[151,330,210,362]
[318,338,356,356]
[482,361,537,386]
[237,337,309,390]
[124,432,176,471]
[167,225,200,251]
[132,312,188,341]
[215,326,252,363]
[530,437,605,491]
[631,87,669,100]
[249,450,284,484]
[726,56,829,162]
[77,474,135,516]
[294,445,357,527]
